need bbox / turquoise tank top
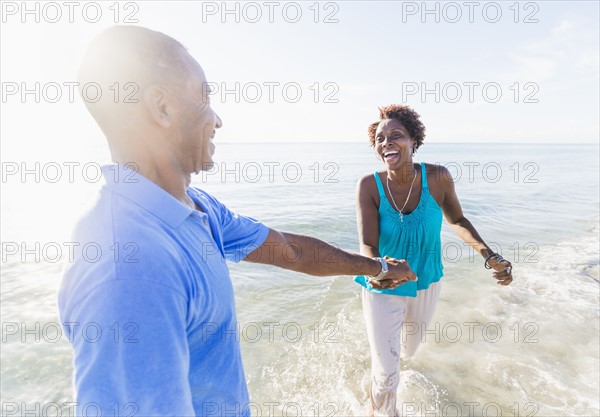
[354,163,444,297]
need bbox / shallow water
[1,143,599,416]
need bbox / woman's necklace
[386,168,417,222]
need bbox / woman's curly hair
[368,105,426,148]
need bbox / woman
[354,104,513,416]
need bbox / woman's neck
[388,161,417,185]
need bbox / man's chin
[196,160,215,174]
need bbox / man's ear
[143,85,172,128]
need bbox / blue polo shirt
[58,164,270,417]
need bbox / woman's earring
[412,147,417,156]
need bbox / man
[58,25,416,417]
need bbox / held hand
[487,255,513,286]
[367,256,417,290]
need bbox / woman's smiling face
[374,118,416,168]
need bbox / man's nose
[214,112,223,129]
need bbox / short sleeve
[190,188,270,263]
[62,279,195,417]
[215,201,269,263]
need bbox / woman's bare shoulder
[422,163,453,184]
[357,172,382,187]
[356,172,383,199]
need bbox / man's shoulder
[189,186,224,210]
[60,188,192,306]
[189,186,233,223]
[73,185,180,240]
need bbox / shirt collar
[101,164,194,228]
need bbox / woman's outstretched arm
[437,165,513,286]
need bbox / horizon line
[213,141,600,145]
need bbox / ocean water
[1,143,599,416]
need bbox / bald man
[58,25,416,417]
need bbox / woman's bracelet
[484,253,504,269]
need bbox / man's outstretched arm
[243,228,416,286]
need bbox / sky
[1,0,599,163]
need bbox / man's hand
[367,256,417,290]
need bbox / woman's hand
[487,255,513,286]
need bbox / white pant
[362,282,442,417]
